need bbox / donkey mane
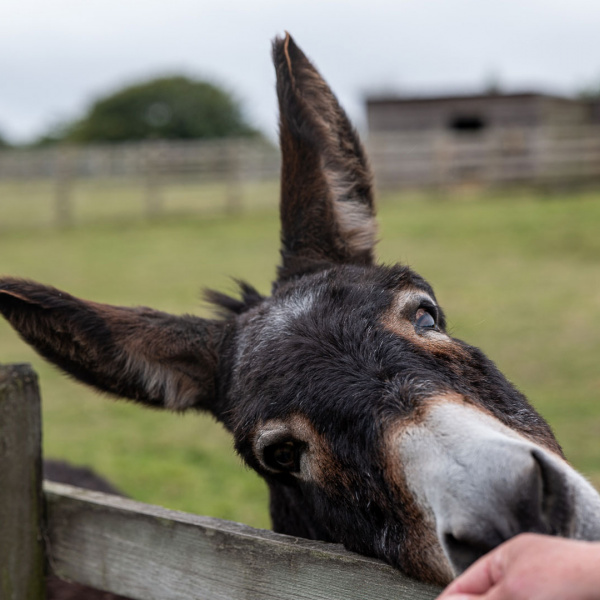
[204,280,265,317]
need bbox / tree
[579,81,600,100]
[64,76,258,143]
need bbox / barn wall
[367,95,548,132]
[366,126,600,189]
[366,94,600,188]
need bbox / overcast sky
[2,0,600,143]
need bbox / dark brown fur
[275,34,376,279]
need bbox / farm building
[365,92,600,189]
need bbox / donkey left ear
[273,34,377,281]
[0,278,226,415]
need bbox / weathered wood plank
[45,482,441,600]
[0,364,45,600]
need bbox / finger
[438,552,498,597]
[440,588,509,600]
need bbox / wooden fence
[0,139,281,227]
[0,363,441,600]
[2,129,600,229]
[368,125,600,189]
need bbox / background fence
[0,363,441,600]
[1,128,600,229]
[369,125,600,189]
[0,138,281,228]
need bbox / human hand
[438,533,600,600]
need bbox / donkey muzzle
[396,400,600,576]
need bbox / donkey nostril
[443,531,501,575]
[532,449,570,535]
[441,450,571,576]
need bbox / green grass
[1,184,599,529]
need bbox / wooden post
[144,143,163,218]
[0,364,45,600]
[225,141,243,214]
[55,148,73,227]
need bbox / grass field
[1,183,599,530]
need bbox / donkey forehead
[229,265,456,428]
[234,265,437,360]
[270,264,436,323]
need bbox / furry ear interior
[273,33,377,281]
[0,278,226,415]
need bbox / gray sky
[2,0,600,143]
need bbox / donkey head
[1,34,600,585]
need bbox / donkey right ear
[0,278,227,415]
[273,34,377,281]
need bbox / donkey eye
[263,441,302,472]
[414,307,436,329]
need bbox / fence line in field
[0,363,441,600]
[368,125,600,189]
[0,139,281,228]
[1,127,600,229]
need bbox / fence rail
[3,128,597,230]
[1,130,600,229]
[0,363,441,600]
[0,139,280,181]
[368,125,600,189]
[0,139,281,227]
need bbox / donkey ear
[273,33,377,281]
[0,278,226,415]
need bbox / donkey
[1,34,600,588]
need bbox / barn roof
[366,92,576,106]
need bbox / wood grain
[45,482,441,600]
[0,363,45,600]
